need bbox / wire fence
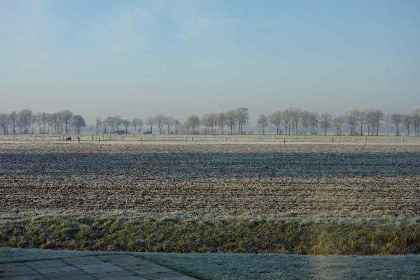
[1,133,419,145]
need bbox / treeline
[0,110,86,134]
[1,107,419,136]
[261,107,420,136]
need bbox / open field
[1,136,419,255]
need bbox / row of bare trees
[96,108,250,135]
[95,116,143,134]
[334,108,420,136]
[0,110,86,134]
[254,108,420,136]
[1,107,419,135]
[197,108,249,135]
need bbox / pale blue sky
[1,0,419,123]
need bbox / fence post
[284,138,286,145]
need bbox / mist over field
[1,0,420,124]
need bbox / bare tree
[122,120,131,133]
[357,110,366,135]
[164,116,174,134]
[411,108,420,136]
[0,113,10,134]
[308,111,318,134]
[39,113,50,134]
[282,108,292,135]
[202,112,217,134]
[373,110,384,135]
[173,119,180,134]
[105,117,115,133]
[269,110,282,135]
[225,110,237,135]
[290,108,300,135]
[9,111,17,134]
[185,114,200,133]
[71,115,86,134]
[344,108,358,135]
[145,116,155,133]
[60,110,73,134]
[403,114,412,136]
[35,113,43,133]
[391,114,403,136]
[114,116,122,131]
[300,111,310,135]
[384,113,391,135]
[33,113,40,133]
[365,108,375,136]
[216,112,226,134]
[17,109,33,134]
[154,115,166,134]
[96,118,102,134]
[334,116,344,135]
[47,114,55,134]
[236,108,249,134]
[257,115,268,135]
[319,113,332,135]
[132,118,143,134]
[30,114,38,133]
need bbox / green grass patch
[1,212,419,255]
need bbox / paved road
[0,254,196,280]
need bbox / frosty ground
[0,136,419,277]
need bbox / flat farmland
[1,137,419,254]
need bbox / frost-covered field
[0,138,419,254]
[2,248,420,280]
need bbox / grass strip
[1,212,419,255]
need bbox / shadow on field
[1,152,420,178]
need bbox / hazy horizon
[1,0,419,124]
